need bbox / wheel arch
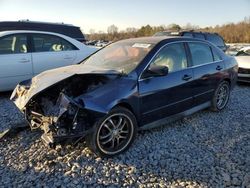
[222,78,231,89]
[114,102,135,115]
[111,101,140,122]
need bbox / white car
[235,47,250,83]
[0,30,97,91]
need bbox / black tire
[211,81,230,112]
[86,107,137,157]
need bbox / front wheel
[86,107,137,157]
[211,81,230,111]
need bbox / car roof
[155,30,219,35]
[119,36,176,44]
[118,36,208,45]
[0,21,85,41]
[0,30,93,51]
[0,30,70,38]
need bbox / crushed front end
[26,92,92,147]
[11,74,112,148]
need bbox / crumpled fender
[75,77,138,116]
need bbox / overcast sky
[0,0,249,33]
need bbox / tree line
[86,17,250,43]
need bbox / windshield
[83,41,154,74]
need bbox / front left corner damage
[11,74,114,147]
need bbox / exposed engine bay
[22,74,112,147]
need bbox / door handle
[19,58,30,63]
[216,65,223,71]
[182,74,192,81]
[64,55,73,60]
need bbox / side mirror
[142,64,169,78]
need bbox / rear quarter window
[212,47,222,61]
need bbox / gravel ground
[0,85,250,188]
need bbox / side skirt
[139,101,211,131]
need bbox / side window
[151,43,188,72]
[183,32,193,38]
[212,47,222,61]
[188,42,213,66]
[0,34,27,55]
[61,39,77,51]
[194,33,205,40]
[33,34,77,52]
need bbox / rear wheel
[86,107,137,157]
[211,81,230,111]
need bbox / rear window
[206,34,225,47]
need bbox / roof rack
[162,29,219,35]
[18,19,74,26]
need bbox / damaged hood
[11,64,121,110]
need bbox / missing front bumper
[41,129,92,148]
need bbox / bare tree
[87,18,250,43]
[107,24,118,34]
[89,29,95,34]
[183,23,200,30]
[126,27,137,33]
[166,23,181,31]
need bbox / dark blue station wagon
[11,36,238,157]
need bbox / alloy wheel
[96,113,134,155]
[216,83,229,110]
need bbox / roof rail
[18,19,74,26]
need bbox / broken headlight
[56,93,81,118]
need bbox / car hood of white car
[235,56,250,69]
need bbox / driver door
[138,42,194,125]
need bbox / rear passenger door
[187,42,224,105]
[31,34,77,75]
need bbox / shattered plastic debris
[0,129,10,139]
